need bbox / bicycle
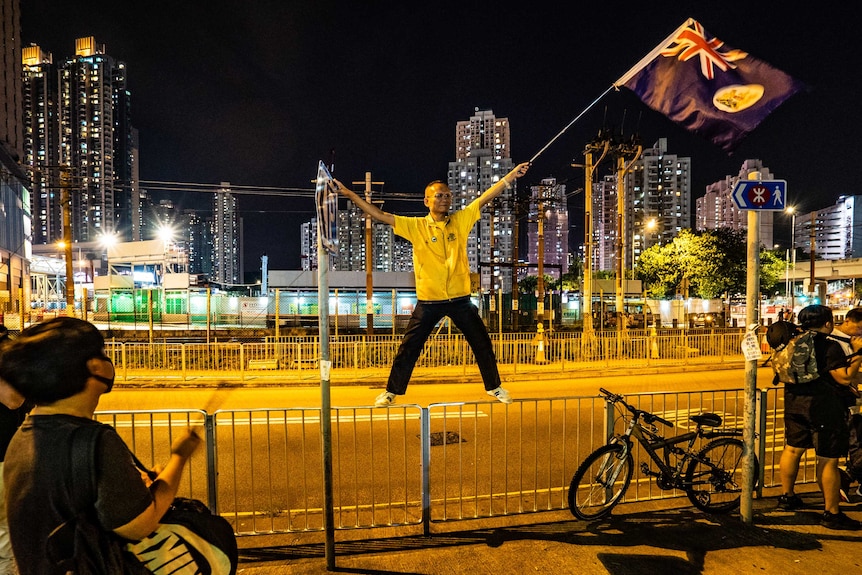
[567,388,758,520]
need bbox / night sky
[20,1,862,273]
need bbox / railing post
[421,406,431,536]
[755,386,768,498]
[204,411,219,512]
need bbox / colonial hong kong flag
[614,18,805,153]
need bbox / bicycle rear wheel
[568,443,633,520]
[685,437,757,513]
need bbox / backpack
[46,425,152,574]
[47,423,238,575]
[765,320,801,352]
[770,329,820,385]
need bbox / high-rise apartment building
[22,45,61,244]
[335,203,367,271]
[526,178,569,279]
[187,210,213,277]
[628,138,691,267]
[449,109,514,292]
[0,0,31,313]
[694,158,775,246]
[300,220,316,271]
[796,196,862,261]
[591,138,692,273]
[302,205,411,272]
[0,0,23,160]
[212,184,240,285]
[22,37,136,245]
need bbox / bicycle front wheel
[568,443,633,520]
[685,437,757,513]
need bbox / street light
[157,225,175,284]
[99,233,118,325]
[632,218,657,276]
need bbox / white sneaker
[487,387,512,404]
[375,391,396,407]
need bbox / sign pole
[732,173,787,525]
[318,241,335,568]
[741,171,761,524]
[315,161,338,569]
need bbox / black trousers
[386,297,501,394]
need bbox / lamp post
[100,233,118,326]
[633,218,657,276]
[56,240,75,317]
[59,167,75,315]
[157,225,175,282]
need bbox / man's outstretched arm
[333,179,395,226]
[475,162,531,209]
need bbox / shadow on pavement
[238,503,833,575]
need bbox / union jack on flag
[615,18,804,153]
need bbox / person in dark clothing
[828,308,862,497]
[0,318,201,575]
[0,326,30,574]
[777,305,862,530]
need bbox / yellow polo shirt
[394,200,481,301]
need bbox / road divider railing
[107,330,747,383]
[95,385,814,539]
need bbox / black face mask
[90,356,115,393]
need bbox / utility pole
[809,211,817,302]
[613,138,642,333]
[534,190,547,362]
[512,194,521,332]
[60,167,75,315]
[353,173,384,336]
[537,195,545,326]
[615,154,626,329]
[576,135,610,337]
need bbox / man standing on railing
[334,162,531,406]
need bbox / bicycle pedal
[640,462,659,476]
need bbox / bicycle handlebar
[598,388,674,428]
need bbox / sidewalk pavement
[234,485,861,575]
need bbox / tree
[759,249,786,295]
[559,271,579,292]
[635,243,679,299]
[635,227,779,299]
[518,274,558,294]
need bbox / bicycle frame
[617,409,743,489]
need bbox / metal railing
[95,385,811,538]
[107,331,748,382]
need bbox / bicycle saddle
[690,413,722,427]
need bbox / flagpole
[614,18,693,86]
[529,85,614,164]
[529,17,694,164]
